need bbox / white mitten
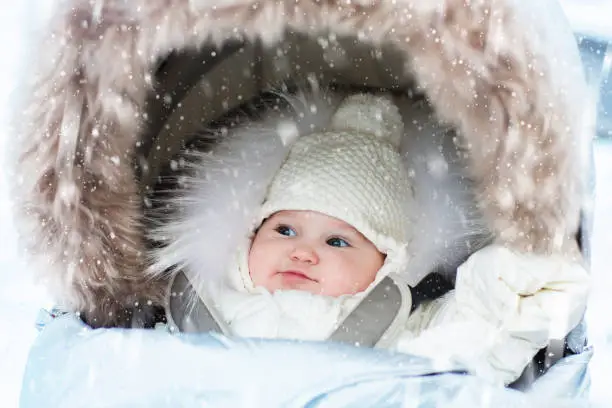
[455,244,590,346]
[395,244,590,385]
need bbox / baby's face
[248,210,385,296]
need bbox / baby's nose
[290,245,319,264]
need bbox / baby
[168,93,590,386]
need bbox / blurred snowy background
[0,1,610,407]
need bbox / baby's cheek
[354,275,373,293]
[340,267,371,294]
[247,249,264,282]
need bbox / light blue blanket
[20,314,592,407]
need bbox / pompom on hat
[260,93,416,258]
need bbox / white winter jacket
[206,244,589,386]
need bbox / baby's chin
[252,272,369,297]
[273,273,322,293]
[272,280,362,298]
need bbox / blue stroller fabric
[21,314,592,408]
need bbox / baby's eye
[275,225,297,237]
[327,237,350,248]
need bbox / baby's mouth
[278,270,317,282]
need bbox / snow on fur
[10,0,590,324]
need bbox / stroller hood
[9,0,592,326]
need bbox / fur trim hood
[9,0,592,326]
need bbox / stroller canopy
[10,0,592,329]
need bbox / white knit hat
[260,93,415,257]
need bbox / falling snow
[1,1,612,407]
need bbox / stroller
[11,0,594,406]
